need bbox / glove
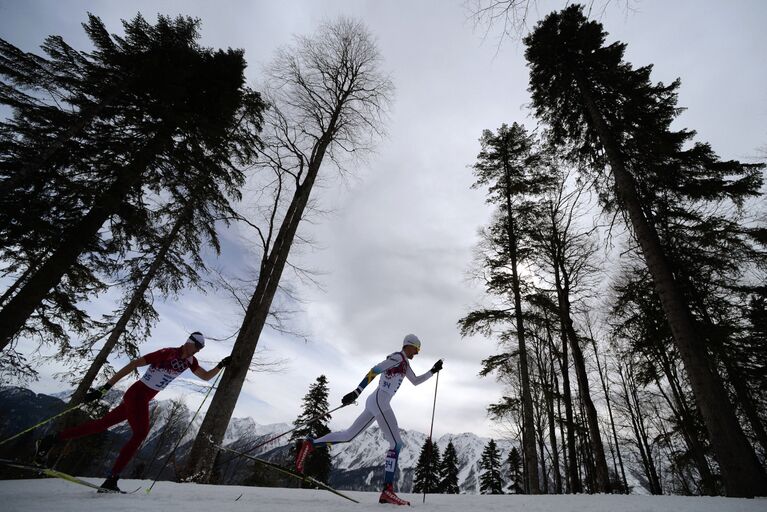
[430,359,443,373]
[342,389,360,406]
[217,356,232,369]
[84,383,112,403]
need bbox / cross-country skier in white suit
[294,334,443,506]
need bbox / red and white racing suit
[59,347,198,475]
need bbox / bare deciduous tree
[183,17,393,482]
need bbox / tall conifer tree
[524,5,767,497]
[0,14,262,358]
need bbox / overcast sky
[1,0,765,440]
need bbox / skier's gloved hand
[84,383,112,403]
[217,356,232,369]
[342,389,361,406]
[430,359,443,373]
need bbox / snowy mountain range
[0,386,516,493]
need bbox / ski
[214,444,359,503]
[0,458,141,494]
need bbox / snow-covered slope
[1,477,764,512]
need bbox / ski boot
[34,434,59,465]
[98,474,121,493]
[379,483,410,506]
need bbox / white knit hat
[187,331,205,348]
[402,333,421,350]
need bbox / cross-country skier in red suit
[36,332,231,493]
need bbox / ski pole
[212,402,349,470]
[146,370,223,494]
[0,401,86,447]
[423,368,440,504]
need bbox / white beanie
[402,333,421,350]
[187,331,205,348]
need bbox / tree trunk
[589,339,628,493]
[0,260,41,307]
[694,299,767,458]
[559,327,581,493]
[653,382,695,495]
[554,266,611,493]
[183,138,328,482]
[576,398,596,492]
[502,172,540,493]
[546,354,563,493]
[654,350,717,494]
[577,79,767,498]
[68,204,193,406]
[617,363,662,495]
[0,132,170,350]
[721,356,767,456]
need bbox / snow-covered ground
[1,478,765,512]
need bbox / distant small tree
[439,440,460,494]
[290,375,332,484]
[506,446,525,494]
[413,438,442,494]
[479,439,504,494]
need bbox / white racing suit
[311,350,434,485]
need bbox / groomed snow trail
[1,478,765,512]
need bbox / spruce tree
[0,14,263,357]
[290,375,332,484]
[439,440,460,494]
[524,4,767,497]
[506,447,525,494]
[413,438,441,494]
[479,439,503,494]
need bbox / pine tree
[459,122,557,494]
[439,440,460,494]
[290,375,332,484]
[413,438,442,494]
[0,14,263,357]
[524,4,767,497]
[479,439,503,494]
[506,447,525,494]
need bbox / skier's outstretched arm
[107,357,148,387]
[193,356,232,381]
[406,359,443,386]
[341,354,403,405]
[81,357,148,402]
